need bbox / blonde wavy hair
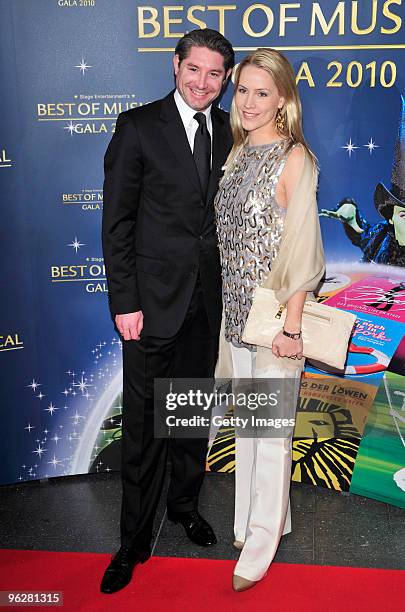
[223,48,316,177]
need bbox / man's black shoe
[167,509,217,546]
[100,546,150,594]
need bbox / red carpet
[0,550,403,611]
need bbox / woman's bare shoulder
[285,143,305,169]
[281,144,305,191]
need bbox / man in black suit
[101,29,234,594]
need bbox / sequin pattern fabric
[215,141,291,350]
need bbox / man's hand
[319,199,364,233]
[115,311,144,341]
[272,330,303,360]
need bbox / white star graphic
[73,375,92,394]
[27,379,41,391]
[342,138,359,157]
[52,434,61,444]
[37,392,45,400]
[33,444,47,458]
[45,402,58,416]
[48,454,62,469]
[64,121,78,136]
[71,410,83,425]
[25,423,35,433]
[62,388,69,396]
[68,237,85,253]
[75,58,92,75]
[364,138,379,154]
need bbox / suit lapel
[160,92,201,194]
[207,108,231,204]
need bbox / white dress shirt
[174,90,212,161]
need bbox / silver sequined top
[215,140,293,350]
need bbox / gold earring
[276,108,285,133]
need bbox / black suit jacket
[102,92,233,338]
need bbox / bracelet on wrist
[282,328,302,340]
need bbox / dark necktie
[193,112,211,200]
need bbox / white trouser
[230,343,303,582]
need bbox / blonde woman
[214,49,325,591]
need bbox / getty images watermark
[154,378,300,438]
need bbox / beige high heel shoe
[232,574,257,592]
[233,540,244,550]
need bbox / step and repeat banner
[0,0,404,506]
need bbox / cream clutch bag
[242,288,356,370]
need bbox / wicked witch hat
[374,94,405,220]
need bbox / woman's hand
[272,330,303,360]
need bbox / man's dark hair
[175,29,234,73]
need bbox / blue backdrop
[0,0,404,485]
